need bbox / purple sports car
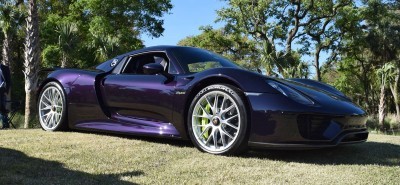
[37,46,368,155]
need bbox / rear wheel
[188,84,248,155]
[38,82,68,131]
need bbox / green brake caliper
[201,103,211,139]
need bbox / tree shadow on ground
[243,142,400,166]
[0,147,143,185]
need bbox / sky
[140,0,227,47]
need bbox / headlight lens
[267,80,314,105]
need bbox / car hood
[271,78,366,115]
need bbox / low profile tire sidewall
[188,84,248,155]
[38,82,68,131]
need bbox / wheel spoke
[220,128,226,147]
[205,129,214,145]
[193,114,209,118]
[220,128,234,139]
[213,129,218,148]
[200,125,212,138]
[204,96,214,112]
[50,113,55,127]
[43,93,52,104]
[51,88,56,103]
[223,121,238,130]
[220,95,226,110]
[214,94,219,111]
[44,112,52,126]
[199,104,211,116]
[41,101,51,109]
[55,112,62,120]
[221,104,235,114]
[40,106,52,111]
[224,114,238,122]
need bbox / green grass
[0,129,399,184]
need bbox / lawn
[0,129,399,184]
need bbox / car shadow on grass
[0,147,142,185]
[75,131,399,167]
[79,130,194,148]
[243,142,400,166]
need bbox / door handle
[101,78,106,86]
[183,76,194,80]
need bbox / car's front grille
[297,114,367,141]
[297,115,333,140]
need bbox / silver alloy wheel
[192,91,241,153]
[39,86,64,130]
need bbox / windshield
[171,47,239,73]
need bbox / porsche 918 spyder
[37,46,368,155]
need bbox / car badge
[111,59,118,67]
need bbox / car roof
[127,45,195,54]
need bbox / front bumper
[248,130,368,149]
[245,92,369,149]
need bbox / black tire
[38,82,68,131]
[187,84,248,155]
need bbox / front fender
[188,68,277,93]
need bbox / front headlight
[267,80,314,105]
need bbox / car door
[100,52,176,125]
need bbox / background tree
[178,26,260,71]
[217,0,350,79]
[23,0,40,128]
[298,0,352,81]
[56,22,78,68]
[39,0,172,68]
[376,63,396,129]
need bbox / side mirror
[143,63,164,75]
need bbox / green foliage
[0,0,172,112]
[178,26,261,71]
[329,0,400,116]
[41,45,61,67]
[377,62,396,86]
[39,0,172,68]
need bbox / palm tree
[90,34,120,62]
[376,62,396,130]
[55,22,78,68]
[23,0,40,128]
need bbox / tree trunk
[2,31,12,110]
[24,0,40,128]
[359,59,370,112]
[61,52,67,68]
[378,83,386,130]
[2,33,11,67]
[314,47,321,81]
[389,67,400,122]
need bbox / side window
[121,53,170,75]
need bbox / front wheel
[38,82,68,131]
[188,84,248,155]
